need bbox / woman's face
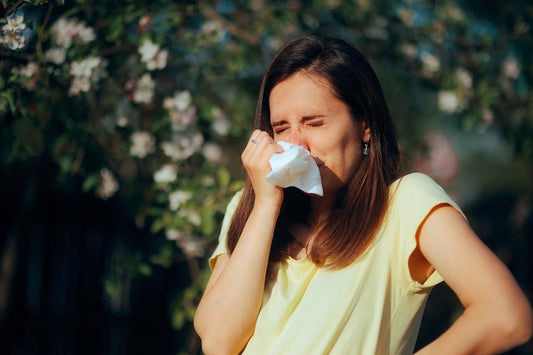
[269,72,370,197]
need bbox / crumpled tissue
[265,141,323,196]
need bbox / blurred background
[0,0,531,354]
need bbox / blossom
[165,229,206,257]
[169,190,192,211]
[211,107,230,136]
[154,164,178,184]
[130,131,156,158]
[12,62,39,90]
[0,14,27,50]
[45,47,67,65]
[132,74,155,104]
[437,91,464,114]
[12,62,38,77]
[455,68,472,90]
[69,56,107,96]
[96,168,119,200]
[502,57,520,79]
[399,43,417,59]
[397,7,415,27]
[420,52,440,75]
[138,39,168,71]
[163,91,197,131]
[202,143,223,164]
[160,132,204,161]
[178,236,206,257]
[179,209,201,226]
[51,18,95,49]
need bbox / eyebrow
[271,115,326,127]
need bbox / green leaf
[138,262,152,276]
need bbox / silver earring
[363,141,369,156]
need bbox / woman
[194,32,532,354]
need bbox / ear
[361,120,371,142]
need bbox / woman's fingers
[242,130,284,206]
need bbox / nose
[288,129,309,151]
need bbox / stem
[6,0,24,17]
[36,2,54,60]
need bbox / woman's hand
[242,130,285,208]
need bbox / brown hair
[227,32,401,268]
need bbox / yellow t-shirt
[209,173,463,355]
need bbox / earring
[363,141,370,156]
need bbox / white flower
[437,91,463,114]
[169,190,192,211]
[130,131,156,158]
[455,68,472,90]
[160,133,203,161]
[397,7,415,27]
[45,47,67,65]
[502,57,520,79]
[420,52,440,75]
[51,18,95,49]
[139,39,159,62]
[167,228,207,257]
[3,14,26,32]
[177,234,206,257]
[154,164,178,184]
[170,91,192,111]
[12,62,38,77]
[202,143,223,164]
[165,228,182,241]
[211,107,230,136]
[0,14,27,50]
[147,49,168,70]
[180,210,201,226]
[96,168,119,200]
[164,91,196,131]
[400,43,417,59]
[139,39,168,71]
[77,25,95,43]
[69,56,108,95]
[132,74,155,104]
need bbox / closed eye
[307,120,324,127]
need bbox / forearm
[194,204,280,354]
[415,300,532,355]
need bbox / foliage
[1,0,531,351]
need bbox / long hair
[227,32,401,268]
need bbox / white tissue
[265,141,323,196]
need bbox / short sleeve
[208,190,243,270]
[389,173,466,292]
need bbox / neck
[309,193,336,225]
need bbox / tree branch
[36,2,54,60]
[5,0,24,17]
[198,2,260,46]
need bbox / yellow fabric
[209,173,464,355]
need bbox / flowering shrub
[1,0,531,351]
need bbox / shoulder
[389,173,447,203]
[387,172,464,221]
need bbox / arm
[415,206,532,355]
[194,131,284,355]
